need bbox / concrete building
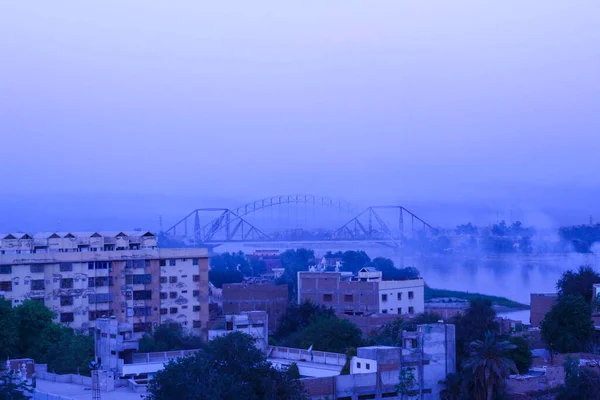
[222,281,288,332]
[530,293,558,326]
[298,268,425,316]
[0,232,209,339]
[209,311,269,351]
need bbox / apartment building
[0,232,209,339]
[298,268,425,316]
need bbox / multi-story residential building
[298,267,425,316]
[0,232,209,339]
[222,282,288,332]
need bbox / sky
[0,1,599,231]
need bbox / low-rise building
[209,311,269,351]
[298,268,425,316]
[0,231,210,339]
[530,293,558,326]
[222,282,288,332]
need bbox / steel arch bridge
[164,194,436,247]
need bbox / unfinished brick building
[222,282,288,332]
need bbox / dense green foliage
[424,287,528,309]
[504,336,532,375]
[439,372,463,400]
[275,301,335,340]
[462,332,517,400]
[146,332,307,400]
[369,257,420,280]
[0,298,95,376]
[556,265,600,303]
[450,298,499,365]
[276,249,315,299]
[541,295,594,354]
[0,370,34,400]
[209,252,246,288]
[556,357,600,400]
[285,316,363,354]
[559,224,600,253]
[139,323,204,353]
[370,313,443,347]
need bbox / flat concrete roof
[36,379,142,400]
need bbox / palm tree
[439,373,463,400]
[463,332,518,400]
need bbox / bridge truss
[164,195,436,247]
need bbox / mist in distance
[1,1,599,232]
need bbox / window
[160,308,168,315]
[193,320,202,328]
[89,276,112,288]
[0,265,12,274]
[397,307,402,314]
[344,294,353,302]
[169,276,177,284]
[193,305,201,312]
[127,274,152,285]
[30,265,44,273]
[133,307,152,316]
[193,290,199,297]
[193,275,200,282]
[160,277,167,283]
[409,306,414,314]
[61,278,73,289]
[323,294,333,302]
[88,277,95,287]
[169,292,177,299]
[182,305,188,309]
[159,259,166,267]
[160,292,167,300]
[356,362,361,368]
[88,293,113,304]
[60,313,74,323]
[60,296,74,306]
[408,291,414,299]
[397,292,402,301]
[30,278,43,289]
[169,259,176,266]
[88,262,94,270]
[381,294,388,302]
[192,259,199,266]
[0,281,12,291]
[366,363,370,370]
[382,309,388,314]
[59,263,73,272]
[133,290,152,300]
[133,322,152,333]
[170,307,178,314]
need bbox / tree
[277,249,315,300]
[0,370,33,400]
[275,301,335,340]
[369,258,420,280]
[452,298,499,364]
[46,330,94,375]
[139,323,204,353]
[396,367,418,399]
[287,363,300,379]
[462,332,517,400]
[0,297,18,361]
[340,251,371,274]
[372,318,404,347]
[14,300,59,363]
[286,316,363,354]
[557,357,600,400]
[439,373,463,400]
[504,336,532,375]
[146,332,306,400]
[557,265,600,303]
[209,267,243,289]
[541,295,594,354]
[249,259,267,277]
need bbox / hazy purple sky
[1,2,599,230]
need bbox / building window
[382,309,388,314]
[344,294,353,302]
[182,305,188,309]
[398,307,402,314]
[408,291,414,300]
[193,275,200,282]
[89,276,112,288]
[193,305,201,312]
[397,292,402,301]
[323,294,333,302]
[60,313,74,323]
[169,259,176,266]
[88,293,113,304]
[127,274,152,285]
[133,322,152,333]
[31,279,45,290]
[192,259,199,266]
[60,296,74,306]
[169,276,177,284]
[409,306,414,314]
[357,362,361,368]
[381,294,388,302]
[0,265,12,274]
[160,308,168,315]
[193,290,199,297]
[169,292,177,299]
[0,281,12,292]
[133,290,152,300]
[170,307,178,314]
[59,263,73,272]
[366,363,370,370]
[160,277,167,284]
[61,278,74,289]
[133,307,152,316]
[30,265,44,273]
[193,320,202,328]
[160,292,167,300]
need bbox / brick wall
[222,282,288,332]
[301,377,335,397]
